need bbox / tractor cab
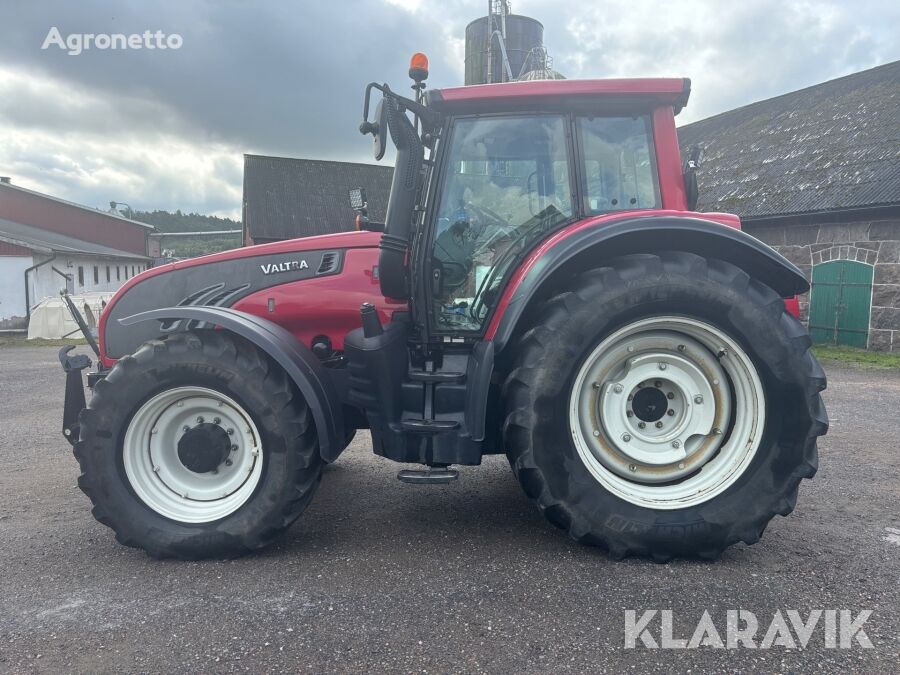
[358,56,693,342]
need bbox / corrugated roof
[242,155,394,241]
[0,217,150,259]
[678,60,900,220]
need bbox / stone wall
[743,216,900,351]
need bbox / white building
[0,180,152,329]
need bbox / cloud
[0,0,896,218]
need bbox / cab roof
[427,78,691,115]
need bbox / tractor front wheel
[75,331,322,559]
[503,252,827,560]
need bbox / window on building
[106,266,110,282]
[124,266,129,279]
[117,266,121,281]
[131,265,136,276]
[77,266,84,286]
[93,266,99,284]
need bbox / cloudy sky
[1,0,897,219]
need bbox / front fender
[119,307,344,462]
[486,215,809,352]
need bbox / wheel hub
[177,423,232,474]
[569,317,765,509]
[631,386,668,422]
[122,387,264,523]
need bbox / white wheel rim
[123,386,264,523]
[569,316,765,509]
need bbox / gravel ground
[0,345,897,673]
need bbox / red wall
[0,185,147,255]
[0,241,31,256]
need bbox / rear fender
[119,306,344,462]
[465,216,810,443]
[486,215,810,352]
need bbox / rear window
[577,116,659,214]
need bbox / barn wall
[0,185,148,255]
[744,216,900,351]
[27,255,150,308]
[0,255,34,324]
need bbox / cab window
[578,116,658,213]
[431,115,572,331]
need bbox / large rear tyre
[75,331,322,559]
[503,252,827,560]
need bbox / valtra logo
[259,259,309,275]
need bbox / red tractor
[60,56,827,560]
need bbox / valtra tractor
[60,54,827,560]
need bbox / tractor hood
[99,230,383,363]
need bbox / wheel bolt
[678,462,685,469]
[654,380,662,388]
[667,409,675,416]
[666,392,675,400]
[638,421,646,429]
[626,410,634,418]
[613,384,624,394]
[658,363,667,371]
[230,444,238,452]
[672,440,681,449]
[182,425,190,433]
[225,459,233,467]
[213,417,221,425]
[694,395,703,404]
[592,430,600,437]
[712,427,723,436]
[628,464,637,472]
[622,433,632,442]
[196,416,204,424]
[627,345,635,353]
[655,421,663,429]
[592,382,601,390]
[677,344,686,352]
[227,428,234,435]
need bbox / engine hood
[100,230,382,362]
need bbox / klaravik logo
[624,609,874,649]
[260,260,309,275]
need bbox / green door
[808,260,873,348]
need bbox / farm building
[242,154,393,245]
[0,179,152,330]
[680,60,900,351]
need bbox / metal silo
[464,14,543,85]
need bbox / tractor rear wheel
[503,252,827,560]
[75,331,322,559]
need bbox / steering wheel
[435,259,469,291]
[467,203,506,229]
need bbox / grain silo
[464,2,543,85]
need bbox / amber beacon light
[409,52,429,82]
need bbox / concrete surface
[0,345,897,673]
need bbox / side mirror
[359,97,388,161]
[683,145,703,211]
